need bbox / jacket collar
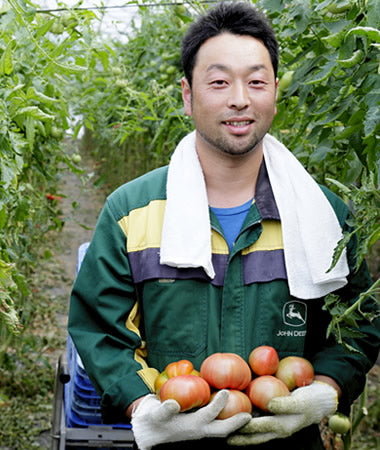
[255,160,280,221]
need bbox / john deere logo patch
[283,301,307,327]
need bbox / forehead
[194,32,273,75]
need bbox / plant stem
[338,278,380,324]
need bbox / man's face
[182,32,278,158]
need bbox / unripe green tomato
[328,413,351,434]
[278,71,294,92]
[161,52,173,61]
[115,79,128,88]
[159,63,167,73]
[166,65,177,75]
[71,153,82,164]
[112,66,122,76]
[61,12,78,28]
[51,126,63,138]
[174,4,187,15]
[277,71,294,101]
[51,22,64,34]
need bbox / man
[68,2,380,449]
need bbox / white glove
[228,381,338,446]
[131,390,252,450]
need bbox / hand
[228,381,338,446]
[131,390,252,450]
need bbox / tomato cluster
[154,346,314,416]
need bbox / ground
[0,140,378,449]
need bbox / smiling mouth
[223,120,253,127]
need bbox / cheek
[192,91,224,118]
[255,95,277,117]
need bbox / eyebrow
[206,63,268,73]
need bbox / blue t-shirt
[211,198,253,251]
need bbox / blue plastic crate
[72,374,98,396]
[73,388,101,407]
[71,397,102,421]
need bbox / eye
[210,79,228,88]
[249,79,266,88]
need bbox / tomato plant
[246,375,290,412]
[249,345,279,376]
[200,353,252,390]
[159,374,211,412]
[0,0,96,354]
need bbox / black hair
[181,1,279,87]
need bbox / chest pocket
[141,278,208,370]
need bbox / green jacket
[68,162,380,449]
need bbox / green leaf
[26,87,58,105]
[0,39,16,75]
[347,26,380,43]
[0,207,6,229]
[340,327,366,339]
[15,106,54,121]
[367,0,380,27]
[364,106,379,137]
[309,145,333,164]
[54,62,87,75]
[25,115,35,151]
[322,30,345,48]
[338,49,364,68]
[0,160,16,189]
[341,342,363,355]
[35,17,55,38]
[305,58,337,84]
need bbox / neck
[196,137,263,208]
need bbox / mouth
[222,119,254,134]
[223,120,253,127]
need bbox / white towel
[160,131,215,279]
[263,134,348,299]
[160,131,349,299]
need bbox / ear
[274,77,279,115]
[181,77,192,116]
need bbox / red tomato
[159,374,211,412]
[154,359,195,393]
[249,346,279,376]
[275,356,314,391]
[211,389,252,419]
[166,359,194,378]
[200,353,252,390]
[246,375,290,412]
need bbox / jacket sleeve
[306,198,380,413]
[68,200,158,423]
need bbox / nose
[227,82,250,110]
